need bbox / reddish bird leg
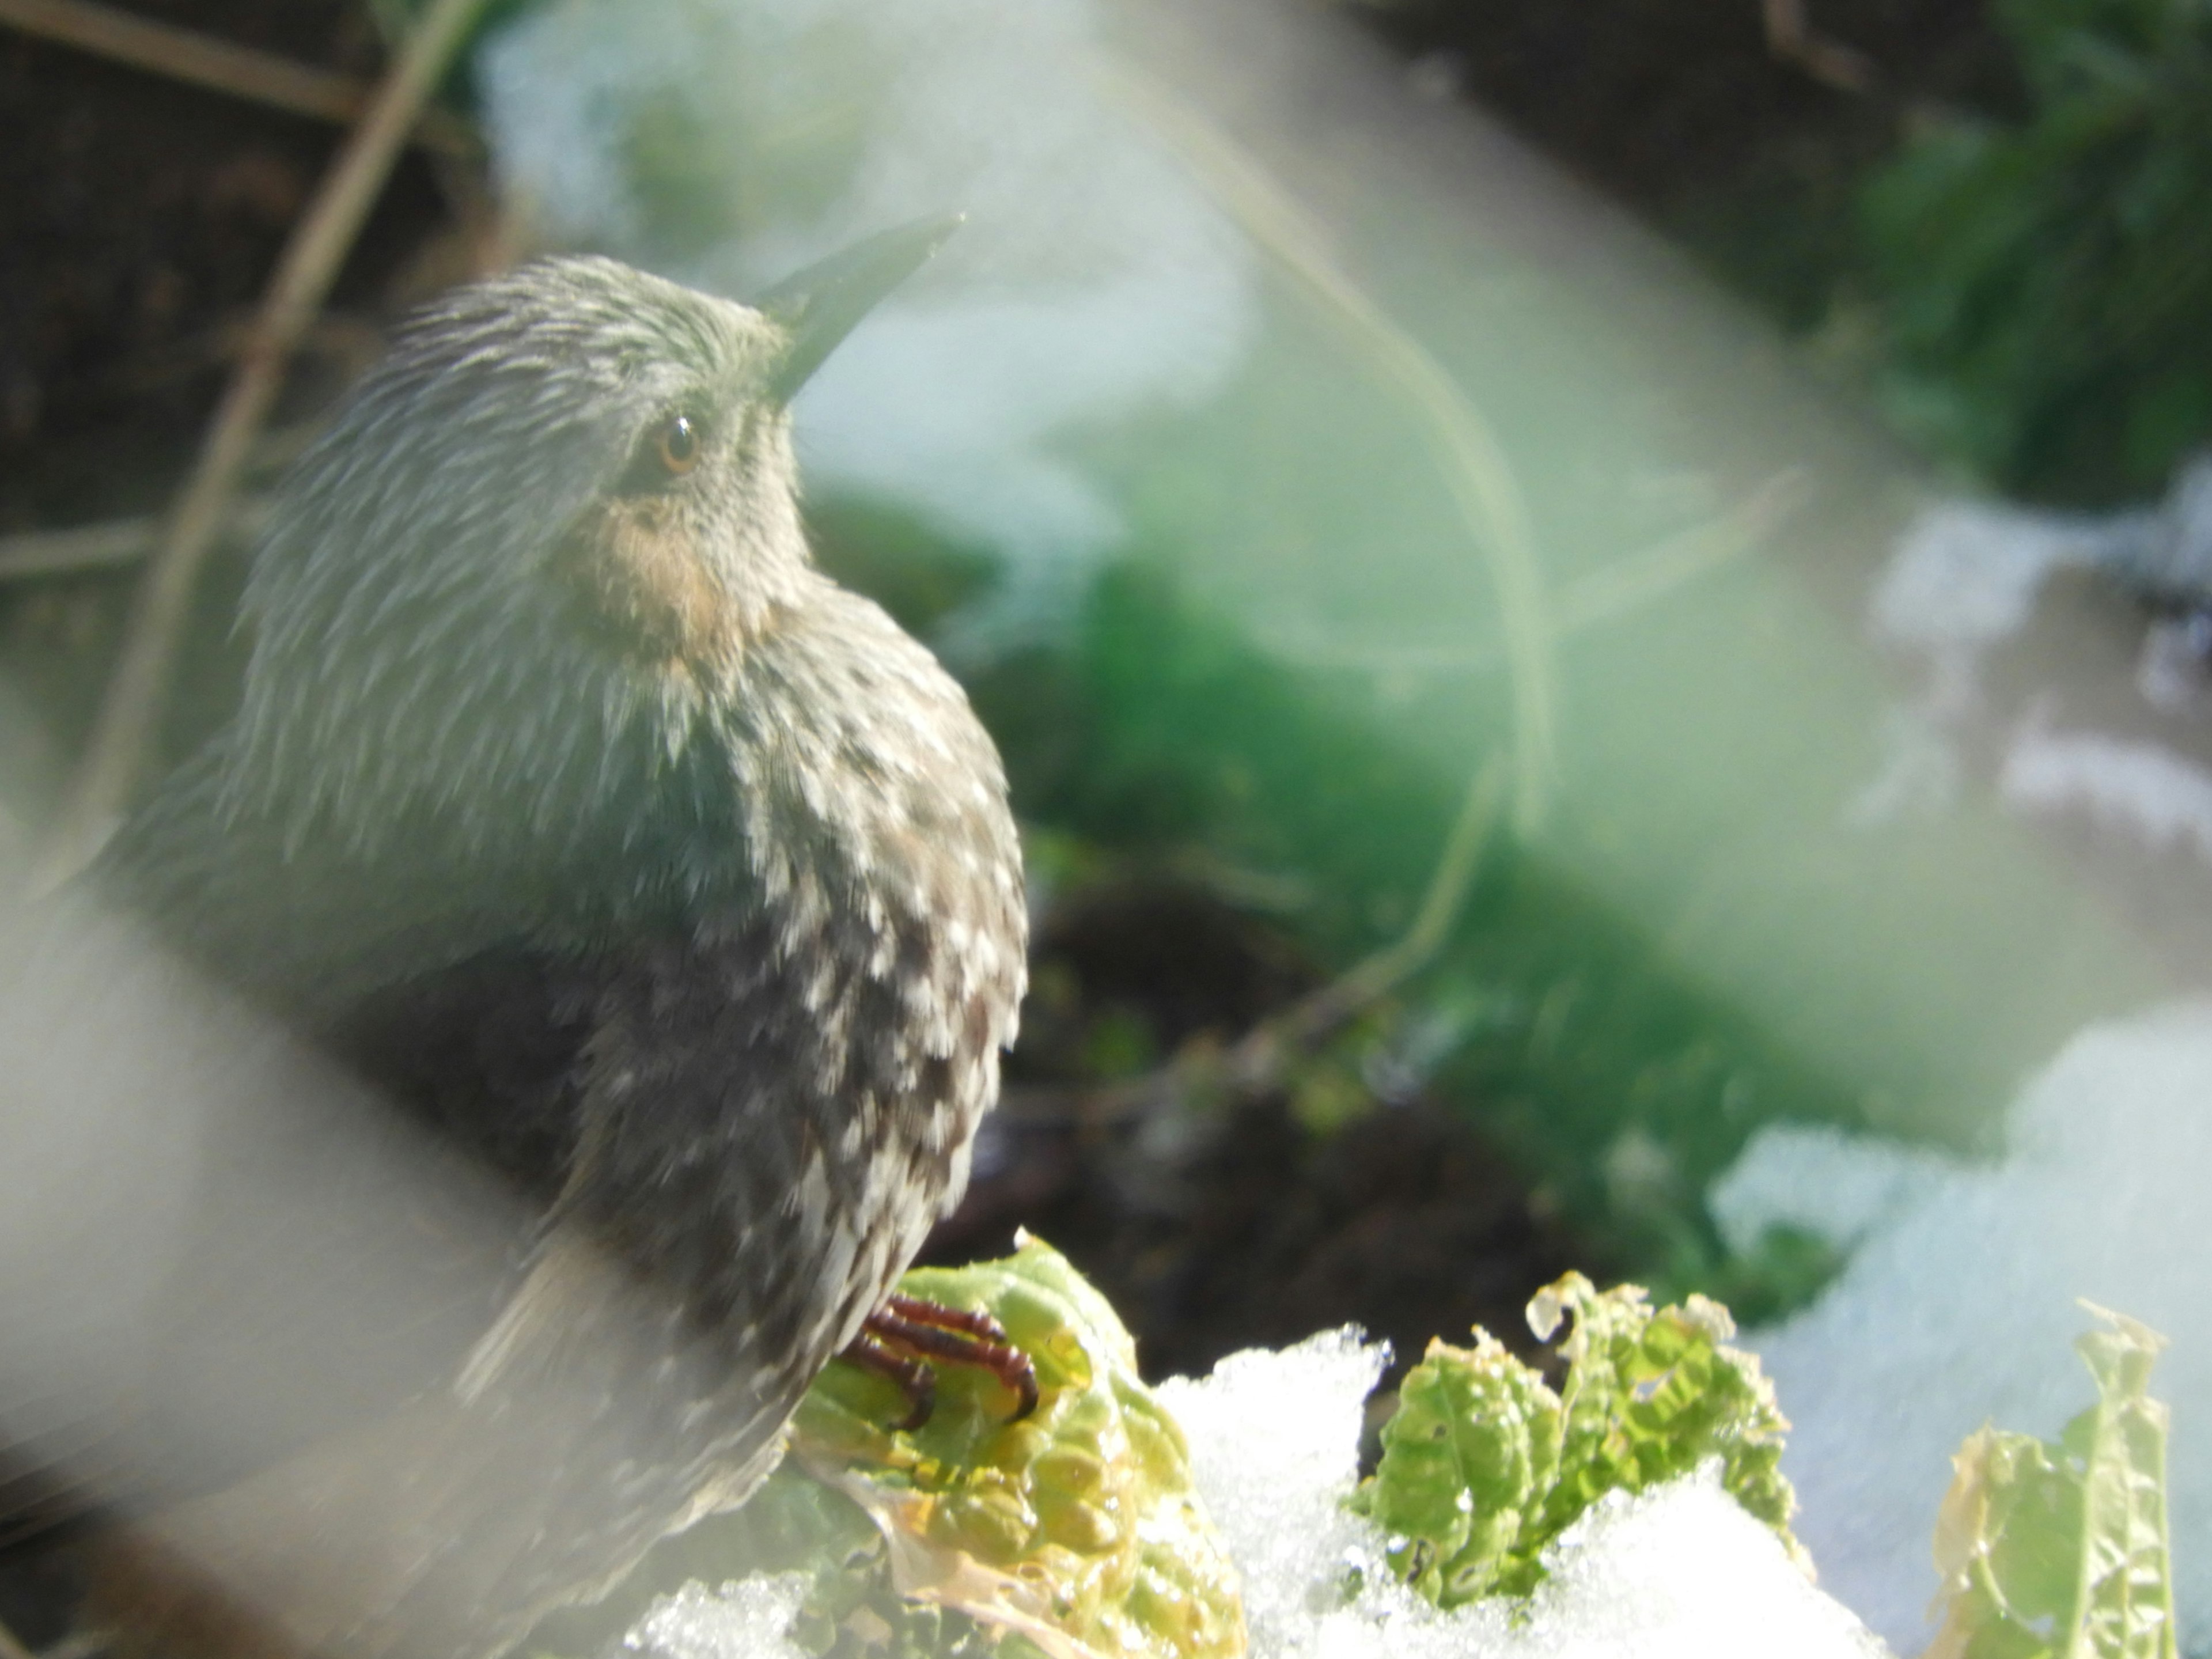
[839,1328,937,1431]
[836,1293,1040,1429]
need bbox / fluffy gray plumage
[70,251,1027,1657]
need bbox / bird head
[220,221,959,862]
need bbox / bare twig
[1762,0,1876,93]
[36,0,495,887]
[1007,757,1510,1128]
[1104,63,1560,840]
[0,0,476,153]
[1551,467,1809,635]
[0,499,272,582]
[1229,753,1506,1070]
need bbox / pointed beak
[757,213,964,403]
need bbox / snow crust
[627,1328,1890,1658]
[1716,1002,2212,1653]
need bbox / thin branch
[0,0,476,153]
[0,1611,32,1659]
[0,500,271,581]
[1007,757,1510,1128]
[35,0,495,887]
[1762,0,1876,94]
[1103,63,1561,839]
[1550,467,1809,635]
[1229,753,1506,1073]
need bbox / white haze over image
[477,0,1257,630]
[1786,494,2212,1652]
[628,1329,1892,1659]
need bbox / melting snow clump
[1159,1331,1892,1659]
[626,1573,810,1659]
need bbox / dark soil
[0,0,471,788]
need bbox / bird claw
[837,1293,1040,1429]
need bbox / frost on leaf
[1349,1271,1800,1609]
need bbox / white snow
[625,1575,812,1659]
[626,1327,1891,1657]
[1156,1331,1890,1659]
[1854,497,2139,830]
[1716,1001,2212,1653]
[2002,718,2212,868]
[1869,499,2106,661]
[1710,1122,1955,1259]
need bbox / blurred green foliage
[1863,0,2212,502]
[953,555,1859,1301]
[815,502,1857,1306]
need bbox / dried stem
[35,0,495,887]
[1233,755,1506,1070]
[0,0,475,152]
[1761,0,1876,93]
[0,501,272,582]
[1104,63,1560,839]
[1007,757,1509,1128]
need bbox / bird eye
[655,414,700,476]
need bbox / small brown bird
[6,224,1027,1658]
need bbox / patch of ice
[1844,705,1961,827]
[1870,500,2106,658]
[1853,498,2111,827]
[1728,1002,2212,1652]
[625,1573,810,1659]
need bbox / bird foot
[838,1293,1040,1430]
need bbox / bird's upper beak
[757,213,964,403]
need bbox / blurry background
[6,0,2212,1649]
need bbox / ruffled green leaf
[1929,1305,2177,1659]
[1351,1272,1798,1609]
